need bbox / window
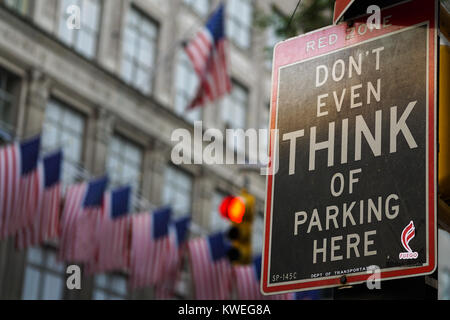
[265,9,285,68]
[183,0,210,17]
[58,0,101,59]
[259,103,270,156]
[22,247,65,300]
[175,51,201,124]
[2,0,30,15]
[42,99,86,186]
[0,67,17,142]
[93,274,128,300]
[122,7,158,95]
[106,135,143,194]
[162,166,193,219]
[441,269,450,300]
[252,214,264,257]
[222,82,248,156]
[439,229,450,300]
[221,81,248,130]
[227,0,253,49]
[210,190,230,232]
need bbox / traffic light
[219,189,255,265]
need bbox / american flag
[129,207,172,290]
[59,176,108,263]
[0,142,20,239]
[154,216,190,299]
[1,136,40,239]
[86,186,131,274]
[233,256,294,300]
[184,3,231,109]
[188,232,233,300]
[16,151,63,249]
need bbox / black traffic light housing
[219,189,255,265]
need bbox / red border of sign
[262,0,438,295]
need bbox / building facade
[1,0,450,301]
[0,0,299,300]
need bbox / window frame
[174,50,202,124]
[121,5,159,95]
[21,246,66,300]
[0,66,19,141]
[221,80,249,130]
[162,165,194,219]
[251,213,265,258]
[265,7,287,69]
[57,0,103,59]
[226,0,253,50]
[41,98,87,186]
[106,133,144,194]
[439,228,450,300]
[2,0,32,16]
[220,80,249,159]
[259,102,271,156]
[92,273,129,300]
[183,0,210,17]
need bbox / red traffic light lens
[219,196,246,224]
[228,197,245,223]
[219,196,233,219]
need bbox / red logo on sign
[399,221,418,260]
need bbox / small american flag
[16,150,63,249]
[87,186,131,274]
[184,3,231,109]
[154,216,190,299]
[59,176,108,263]
[188,232,233,300]
[0,142,20,239]
[233,256,294,300]
[129,207,172,290]
[1,136,40,239]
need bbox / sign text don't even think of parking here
[262,0,438,295]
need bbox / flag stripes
[233,256,294,300]
[233,264,263,300]
[58,182,88,262]
[129,210,172,289]
[233,265,294,300]
[11,170,39,236]
[184,3,231,109]
[0,139,306,300]
[0,143,20,239]
[87,188,131,274]
[187,236,233,300]
[154,217,190,299]
[185,30,214,77]
[12,137,41,237]
[86,214,130,273]
[59,177,107,263]
[15,164,60,249]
